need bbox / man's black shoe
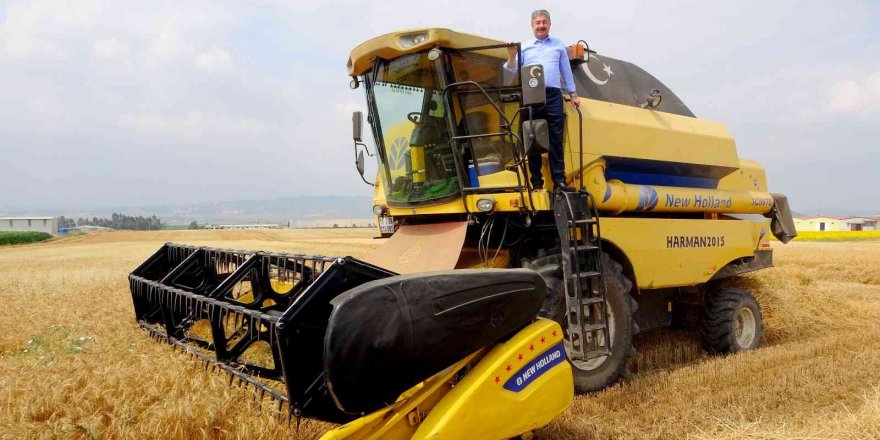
[531,181,544,190]
[553,180,575,192]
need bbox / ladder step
[581,297,605,305]
[569,348,610,362]
[571,244,599,252]
[570,218,595,225]
[582,323,608,332]
[584,349,610,358]
[571,271,601,279]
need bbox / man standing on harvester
[506,9,580,192]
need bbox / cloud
[92,38,128,59]
[118,111,267,139]
[335,100,364,117]
[194,46,232,71]
[0,0,105,60]
[828,71,880,115]
[143,27,184,67]
[0,0,877,212]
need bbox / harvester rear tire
[700,287,763,354]
[524,252,636,393]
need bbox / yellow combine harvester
[129,28,796,439]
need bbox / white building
[841,217,878,231]
[0,216,59,235]
[206,224,281,230]
[289,218,376,228]
[793,216,878,232]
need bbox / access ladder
[553,190,611,362]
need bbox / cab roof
[347,28,503,76]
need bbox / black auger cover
[323,269,546,415]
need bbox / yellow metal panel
[413,319,572,440]
[475,169,520,188]
[717,159,769,192]
[564,99,740,178]
[321,320,571,440]
[319,352,484,440]
[602,217,771,288]
[348,28,504,76]
[382,191,553,216]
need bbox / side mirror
[352,111,363,142]
[522,119,550,155]
[356,149,366,177]
[520,64,546,106]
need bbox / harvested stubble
[1,231,879,439]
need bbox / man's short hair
[531,9,551,22]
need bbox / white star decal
[603,64,614,76]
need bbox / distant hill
[7,196,374,225]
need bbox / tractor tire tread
[700,287,763,355]
[526,251,636,393]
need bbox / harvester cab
[350,39,544,213]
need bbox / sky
[0,0,877,215]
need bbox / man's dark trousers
[527,87,565,189]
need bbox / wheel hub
[735,306,756,348]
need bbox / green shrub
[0,232,53,246]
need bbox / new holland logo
[503,342,566,392]
[388,136,408,170]
[636,186,659,211]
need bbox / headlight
[372,204,386,216]
[476,198,495,212]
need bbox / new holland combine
[129,28,796,439]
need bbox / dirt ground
[1,230,878,439]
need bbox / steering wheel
[407,112,422,124]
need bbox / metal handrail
[441,80,536,214]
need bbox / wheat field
[1,230,878,439]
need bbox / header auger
[130,243,573,438]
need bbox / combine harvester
[129,28,796,439]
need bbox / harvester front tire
[525,252,636,393]
[700,287,763,354]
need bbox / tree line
[58,213,164,230]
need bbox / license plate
[379,216,395,234]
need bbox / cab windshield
[369,53,459,205]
